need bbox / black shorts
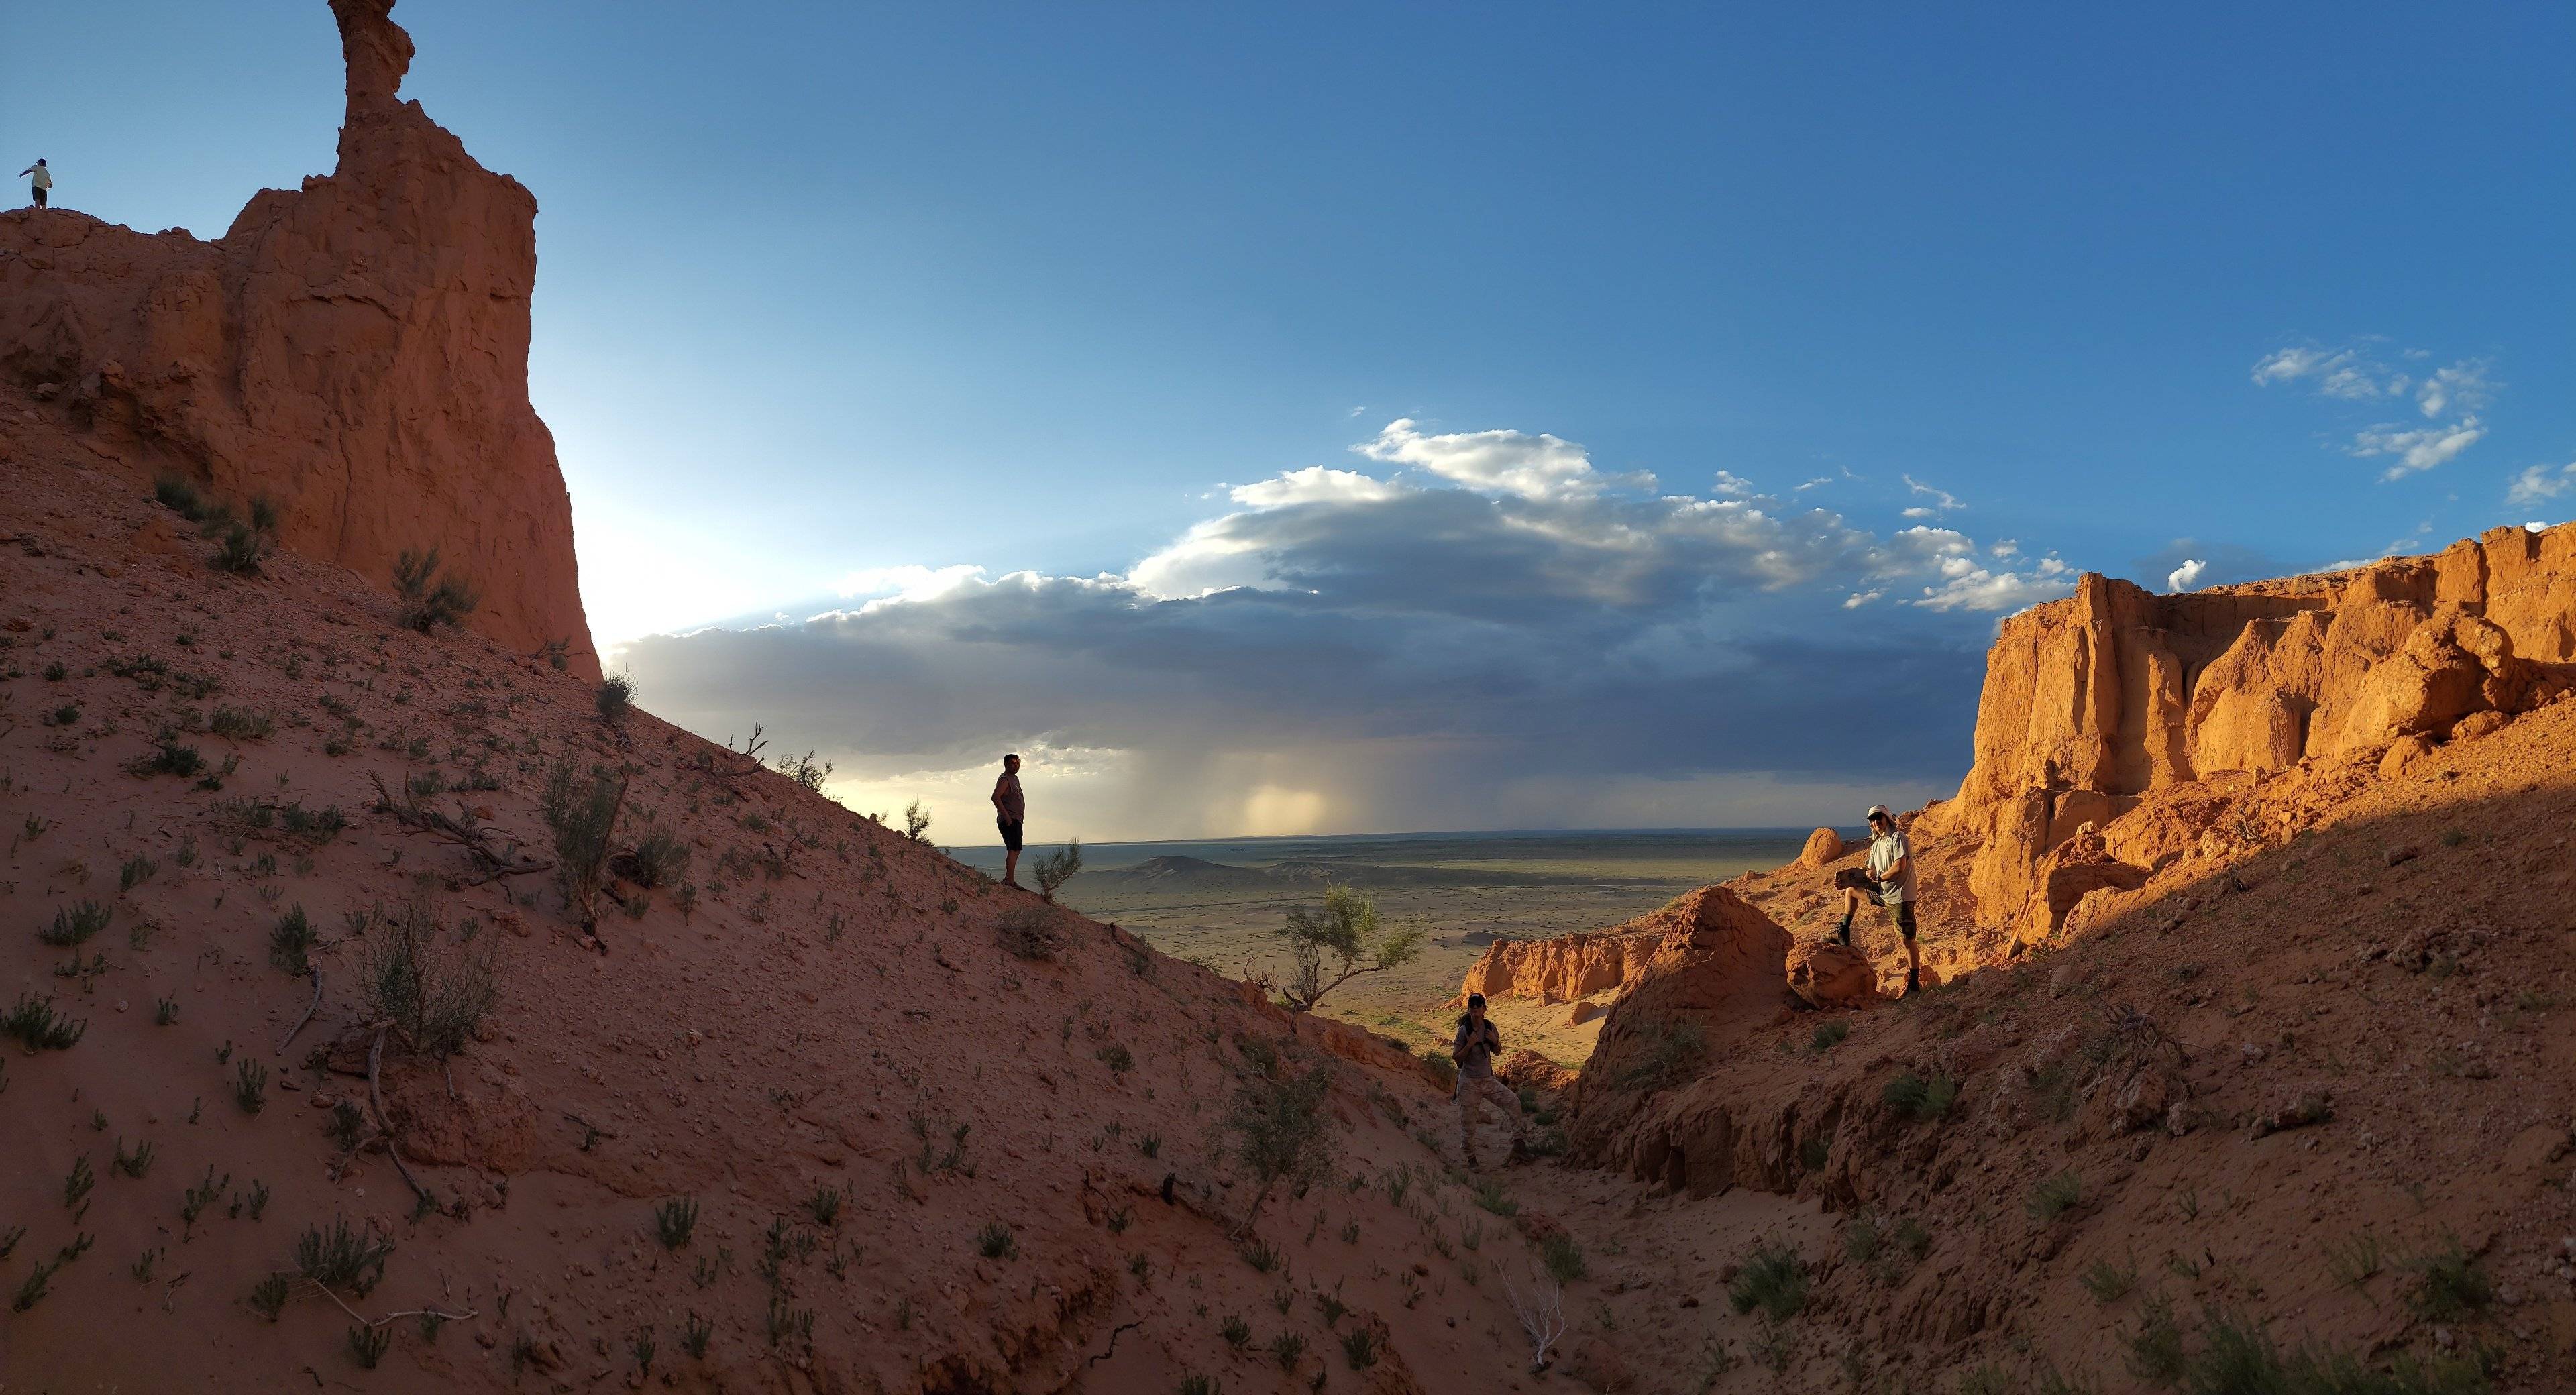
[996,817,1023,852]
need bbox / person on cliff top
[18,160,50,209]
[991,752,1026,888]
[1452,993,1532,1169]
[1838,804,1923,994]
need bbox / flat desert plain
[953,829,1811,1064]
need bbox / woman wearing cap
[1837,805,1922,994]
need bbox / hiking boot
[1835,924,1852,948]
[1904,967,1920,995]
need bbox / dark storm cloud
[616,421,2067,830]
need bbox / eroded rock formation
[1569,887,1792,1159]
[0,0,594,675]
[1933,526,2576,940]
[1456,924,1660,1007]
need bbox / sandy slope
[1481,688,2576,1392]
[0,439,1624,1393]
[16,390,2576,1394]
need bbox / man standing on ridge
[19,160,50,208]
[991,752,1026,888]
[1837,804,1923,995]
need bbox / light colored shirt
[1867,828,1916,903]
[24,166,50,190]
[1453,1018,1501,1079]
[993,772,1024,821]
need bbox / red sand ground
[16,423,2576,1394]
[0,443,1615,1392]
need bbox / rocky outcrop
[0,0,594,675]
[1943,527,2576,934]
[1457,928,1660,1007]
[2009,828,2149,950]
[1570,887,1792,1155]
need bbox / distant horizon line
[938,824,1838,854]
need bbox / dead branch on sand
[369,772,552,885]
[277,967,323,1054]
[684,722,769,784]
[1501,1261,1568,1372]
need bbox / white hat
[1865,805,1892,821]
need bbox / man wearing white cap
[1837,805,1921,994]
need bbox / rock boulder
[1784,939,1877,1009]
[1797,826,1849,869]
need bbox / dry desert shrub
[996,905,1069,960]
[594,675,635,722]
[623,826,692,889]
[544,762,626,927]
[393,547,480,632]
[1226,1058,1335,1230]
[362,887,499,1061]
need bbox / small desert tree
[1034,840,1084,901]
[1225,1059,1334,1233]
[1274,885,1423,1012]
[393,547,480,633]
[543,761,627,930]
[902,800,932,842]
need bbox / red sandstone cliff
[0,0,594,677]
[1458,525,2576,1015]
[1932,525,2575,939]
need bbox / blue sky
[9,3,2571,837]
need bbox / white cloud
[1989,539,2019,557]
[833,563,987,603]
[2251,342,2498,410]
[1843,589,1883,609]
[2506,461,2576,508]
[2252,343,2395,400]
[1355,418,1651,500]
[1909,552,2074,614]
[2166,558,2206,592]
[1794,476,1833,492]
[2256,342,2499,484]
[2251,345,2335,387]
[2414,360,2492,418]
[1711,470,1756,498]
[2351,416,2485,479]
[1902,475,1963,513]
[1228,466,1404,508]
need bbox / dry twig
[368,773,552,885]
[278,967,324,1054]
